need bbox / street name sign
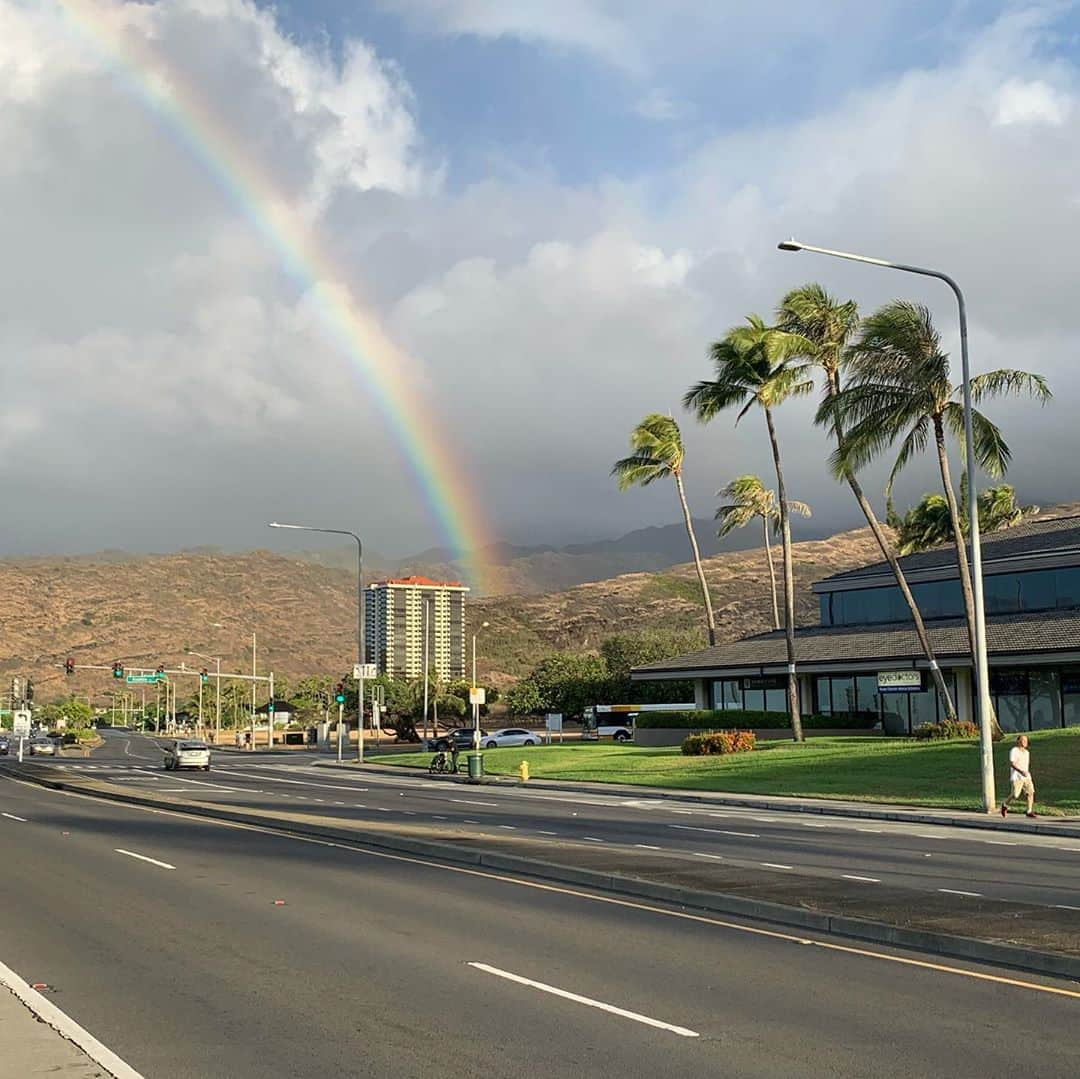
[126,673,162,684]
[353,664,377,680]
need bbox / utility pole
[422,596,430,743]
[337,700,344,763]
[250,632,257,751]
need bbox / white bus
[582,702,695,742]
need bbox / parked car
[426,728,487,752]
[482,728,539,749]
[29,737,56,756]
[163,740,211,771]
[0,736,9,756]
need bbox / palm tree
[824,300,1051,680]
[716,475,810,631]
[612,413,718,646]
[685,316,813,741]
[779,283,959,720]
[894,482,1038,555]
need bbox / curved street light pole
[777,239,994,813]
[270,522,364,760]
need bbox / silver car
[163,740,211,771]
[29,738,56,756]
[481,728,540,749]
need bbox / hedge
[682,730,756,756]
[635,709,878,731]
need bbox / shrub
[637,709,877,731]
[913,719,979,741]
[681,730,756,756]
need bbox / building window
[1029,670,1062,730]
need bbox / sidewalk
[340,761,1080,838]
[0,983,111,1077]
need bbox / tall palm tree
[612,413,718,646]
[779,283,958,720]
[824,300,1051,683]
[716,475,810,631]
[685,316,813,741]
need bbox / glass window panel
[995,695,1028,733]
[912,579,964,620]
[908,685,937,731]
[984,573,1021,615]
[722,680,742,710]
[815,677,832,714]
[764,687,786,714]
[1056,568,1080,610]
[1020,570,1056,613]
[742,687,765,712]
[1029,670,1061,730]
[855,675,879,716]
[1064,696,1080,728]
[880,694,908,735]
[819,595,832,626]
[831,677,856,716]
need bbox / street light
[471,621,490,751]
[270,522,365,761]
[777,237,995,812]
[188,649,223,744]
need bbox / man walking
[1001,734,1037,819]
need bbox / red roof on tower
[377,576,466,588]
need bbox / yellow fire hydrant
[518,760,530,782]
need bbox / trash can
[467,752,484,782]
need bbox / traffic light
[11,678,19,700]
[200,669,208,684]
[65,657,75,675]
[25,679,33,702]
[156,664,165,676]
[112,661,124,679]
[268,700,275,713]
[334,683,345,704]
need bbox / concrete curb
[335,762,1080,838]
[8,763,1079,983]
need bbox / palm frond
[885,416,931,496]
[969,369,1052,405]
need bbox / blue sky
[272,1,1041,189]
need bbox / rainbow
[55,0,492,591]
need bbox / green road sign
[126,673,162,684]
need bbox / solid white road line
[856,828,883,834]
[842,874,881,883]
[1054,904,1080,911]
[115,848,176,870]
[693,852,724,861]
[983,840,1018,847]
[467,963,700,1038]
[761,863,794,870]
[634,844,662,850]
[537,830,558,836]
[671,825,760,838]
[2,813,28,822]
[450,798,498,807]
[0,958,145,1079]
[939,888,982,897]
[582,836,604,843]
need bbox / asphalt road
[2,763,1079,1078]
[48,730,1080,910]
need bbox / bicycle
[428,751,455,774]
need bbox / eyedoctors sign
[877,670,924,693]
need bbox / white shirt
[1009,746,1030,782]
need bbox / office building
[364,576,469,680]
[633,514,1080,734]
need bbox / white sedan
[481,728,540,749]
[163,740,211,771]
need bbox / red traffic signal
[64,658,75,675]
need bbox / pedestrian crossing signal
[65,658,75,675]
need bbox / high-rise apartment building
[364,576,469,680]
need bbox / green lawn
[375,728,1080,815]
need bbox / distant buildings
[364,576,469,680]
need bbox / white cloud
[994,77,1071,126]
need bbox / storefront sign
[877,670,924,693]
[742,675,785,691]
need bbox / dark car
[0,737,9,756]
[426,727,487,752]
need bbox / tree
[685,316,812,741]
[599,631,700,703]
[894,482,1038,555]
[612,413,717,645]
[715,475,810,631]
[825,301,1051,696]
[780,282,958,720]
